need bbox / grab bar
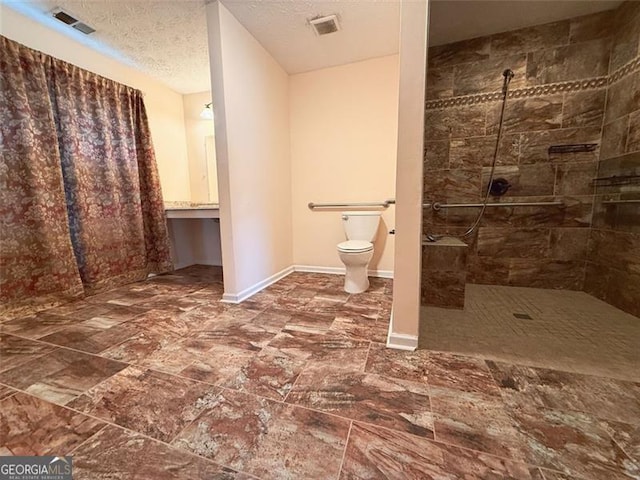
[308,199,395,209]
[424,201,564,211]
[601,199,640,205]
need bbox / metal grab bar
[601,199,640,205]
[308,199,395,209]
[424,201,565,211]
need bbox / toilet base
[344,265,370,294]
[338,248,374,294]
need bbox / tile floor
[0,266,638,479]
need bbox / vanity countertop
[164,202,220,218]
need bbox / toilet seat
[337,240,373,253]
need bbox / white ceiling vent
[309,14,340,36]
[51,7,96,35]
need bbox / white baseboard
[386,332,419,351]
[293,264,393,279]
[386,309,419,351]
[221,265,295,303]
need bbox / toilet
[337,211,381,294]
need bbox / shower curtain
[0,36,172,318]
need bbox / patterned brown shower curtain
[0,36,172,318]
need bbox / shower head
[503,69,515,80]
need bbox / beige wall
[207,1,293,299]
[182,91,218,203]
[389,0,429,348]
[290,56,399,273]
[0,6,191,201]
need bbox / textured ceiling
[7,0,623,94]
[429,0,623,46]
[9,0,211,94]
[222,0,401,74]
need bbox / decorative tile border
[609,55,640,85]
[425,77,608,110]
[425,53,640,111]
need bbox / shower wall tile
[424,140,449,170]
[423,3,639,300]
[424,105,486,141]
[426,67,454,100]
[610,11,640,71]
[519,127,601,164]
[627,111,640,153]
[490,20,570,58]
[507,259,584,290]
[423,168,481,202]
[452,54,527,96]
[525,38,611,85]
[476,227,550,258]
[569,11,613,44]
[481,164,556,197]
[487,96,563,134]
[555,162,598,196]
[585,1,640,317]
[588,229,640,275]
[448,134,519,168]
[604,73,639,124]
[549,228,590,260]
[428,36,491,69]
[561,90,606,128]
[601,117,629,160]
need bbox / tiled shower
[421,1,640,317]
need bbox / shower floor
[420,284,640,382]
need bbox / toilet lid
[337,240,373,253]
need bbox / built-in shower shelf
[591,175,640,186]
[548,143,598,154]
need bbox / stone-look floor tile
[133,337,213,375]
[127,309,204,338]
[283,311,335,334]
[0,384,17,401]
[178,344,256,385]
[0,392,105,455]
[0,333,55,372]
[287,369,434,438]
[1,312,83,339]
[346,292,392,311]
[73,425,242,480]
[100,331,180,364]
[38,324,140,354]
[268,329,370,371]
[68,366,220,443]
[486,361,640,424]
[508,406,639,480]
[240,291,278,310]
[429,388,526,461]
[0,348,127,405]
[330,314,387,344]
[249,309,291,333]
[364,343,429,383]
[340,422,536,480]
[190,322,276,352]
[300,297,349,316]
[364,344,501,397]
[173,389,350,480]
[600,420,640,466]
[221,346,310,400]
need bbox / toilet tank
[341,211,381,242]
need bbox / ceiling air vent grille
[309,14,340,36]
[51,7,95,35]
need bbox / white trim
[386,309,419,351]
[293,264,393,279]
[386,332,419,351]
[221,265,294,303]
